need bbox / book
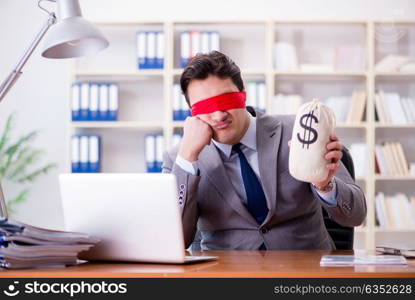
[320,254,407,266]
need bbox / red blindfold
[191,91,246,116]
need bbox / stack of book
[0,218,98,269]
[180,31,220,67]
[246,81,266,112]
[375,142,409,176]
[375,91,415,124]
[71,135,101,173]
[72,82,119,121]
[136,31,164,69]
[375,192,415,229]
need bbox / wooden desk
[1,251,414,278]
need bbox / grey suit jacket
[162,111,367,250]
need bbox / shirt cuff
[312,179,338,206]
[175,154,198,176]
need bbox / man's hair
[180,51,244,106]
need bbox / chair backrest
[322,146,355,250]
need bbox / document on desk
[320,255,407,266]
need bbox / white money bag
[288,99,336,183]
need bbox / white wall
[0,0,414,229]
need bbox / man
[162,51,366,250]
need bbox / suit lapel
[198,143,258,225]
[256,113,282,224]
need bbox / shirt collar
[212,114,257,160]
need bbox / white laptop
[59,173,217,264]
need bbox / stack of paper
[320,255,407,266]
[0,218,99,269]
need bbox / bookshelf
[68,20,415,251]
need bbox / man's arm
[312,161,367,227]
[162,150,200,249]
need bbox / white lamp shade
[41,17,109,59]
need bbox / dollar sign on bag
[297,110,318,149]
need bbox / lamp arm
[0,12,56,218]
[0,12,56,103]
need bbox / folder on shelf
[147,31,157,69]
[246,82,257,108]
[99,84,110,121]
[145,134,157,172]
[156,31,164,69]
[173,83,181,121]
[137,31,147,69]
[257,82,266,113]
[155,134,164,172]
[201,31,210,54]
[108,84,119,121]
[88,135,101,173]
[79,135,89,173]
[71,135,80,173]
[191,31,201,59]
[80,83,90,121]
[210,31,220,52]
[89,83,99,121]
[71,83,81,121]
[180,92,191,119]
[180,31,190,68]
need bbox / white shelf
[375,123,415,129]
[375,72,415,77]
[68,20,415,251]
[75,70,165,77]
[172,68,266,76]
[375,228,415,233]
[70,121,164,129]
[274,71,367,77]
[375,175,415,181]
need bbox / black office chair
[322,146,355,250]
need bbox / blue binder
[71,83,81,121]
[108,84,119,121]
[88,135,101,173]
[80,83,90,121]
[71,135,81,173]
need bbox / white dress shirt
[175,115,338,206]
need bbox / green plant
[0,113,57,215]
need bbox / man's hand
[288,134,343,192]
[179,116,213,162]
[311,134,343,190]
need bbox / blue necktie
[232,143,268,224]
